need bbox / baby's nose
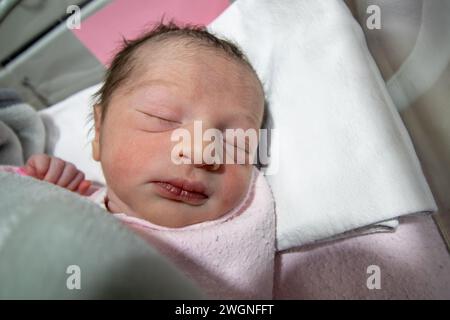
[172,120,223,171]
[191,132,223,171]
[193,162,221,171]
[176,141,222,171]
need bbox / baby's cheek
[100,139,137,188]
[102,130,169,184]
[218,167,252,211]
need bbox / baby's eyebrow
[127,79,180,94]
[227,112,261,128]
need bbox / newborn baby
[9,23,275,298]
[27,23,265,228]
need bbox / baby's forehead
[136,37,253,74]
[131,39,262,93]
[121,37,265,123]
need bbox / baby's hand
[24,154,91,195]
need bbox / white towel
[208,0,437,250]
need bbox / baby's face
[93,44,264,227]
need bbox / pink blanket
[114,168,276,299]
[274,215,450,299]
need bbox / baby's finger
[55,162,79,187]
[77,180,92,195]
[25,154,51,179]
[66,171,85,191]
[43,157,65,184]
[23,164,37,177]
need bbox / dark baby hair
[92,21,265,122]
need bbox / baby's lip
[151,178,209,205]
[166,178,208,195]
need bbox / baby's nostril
[193,162,220,171]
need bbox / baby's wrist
[15,167,29,176]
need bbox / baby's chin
[126,196,234,228]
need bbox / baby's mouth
[152,179,209,205]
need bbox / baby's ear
[92,104,102,162]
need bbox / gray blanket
[0,172,203,299]
[0,88,45,165]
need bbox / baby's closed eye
[223,138,250,154]
[134,109,181,132]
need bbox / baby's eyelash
[155,116,174,124]
[135,109,181,133]
[136,109,180,124]
[223,138,250,154]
